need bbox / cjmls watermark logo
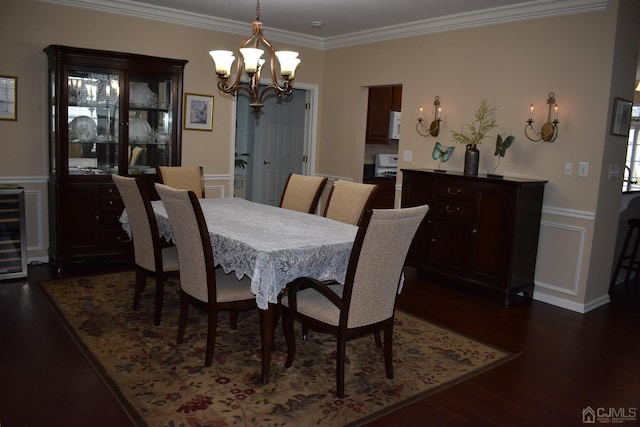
[582,406,637,424]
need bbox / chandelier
[209,0,300,115]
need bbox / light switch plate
[578,162,589,177]
[403,150,413,162]
[608,164,621,179]
[564,162,573,176]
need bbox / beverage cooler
[0,185,27,280]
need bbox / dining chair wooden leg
[177,293,189,344]
[282,310,296,368]
[205,307,218,367]
[133,267,147,311]
[374,331,382,348]
[336,333,347,398]
[153,272,164,326]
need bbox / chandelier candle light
[209,0,300,116]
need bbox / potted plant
[235,152,249,169]
[451,100,497,176]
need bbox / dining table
[120,197,358,384]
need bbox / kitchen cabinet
[363,177,396,209]
[401,169,547,306]
[45,45,187,269]
[365,85,402,144]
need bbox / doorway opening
[234,87,313,206]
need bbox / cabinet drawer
[433,201,475,221]
[100,229,132,251]
[101,197,124,209]
[436,183,474,201]
[101,185,119,196]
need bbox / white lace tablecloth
[120,198,358,309]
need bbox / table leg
[259,305,273,384]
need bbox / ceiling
[46,0,610,49]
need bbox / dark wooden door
[60,184,100,255]
[471,185,515,287]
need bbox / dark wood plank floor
[1,262,638,426]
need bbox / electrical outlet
[564,162,573,176]
[403,150,413,162]
[578,162,589,177]
[608,164,621,179]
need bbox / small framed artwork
[184,93,213,131]
[611,97,633,137]
[0,75,17,121]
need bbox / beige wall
[316,0,640,312]
[2,0,639,312]
[0,0,325,260]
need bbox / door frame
[228,82,319,198]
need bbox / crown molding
[40,0,609,51]
[325,0,610,49]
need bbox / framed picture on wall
[611,97,632,137]
[184,93,213,131]
[0,75,17,121]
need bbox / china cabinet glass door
[127,77,174,174]
[66,70,120,176]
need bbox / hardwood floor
[1,262,638,426]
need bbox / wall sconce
[416,96,442,137]
[525,91,559,142]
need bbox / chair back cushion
[345,205,429,328]
[113,174,157,271]
[157,166,205,198]
[156,183,211,302]
[280,174,327,214]
[323,180,378,225]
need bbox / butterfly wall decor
[432,141,455,171]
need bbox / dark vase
[464,144,479,176]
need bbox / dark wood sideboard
[401,169,547,306]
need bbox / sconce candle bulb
[524,91,559,142]
[417,95,442,137]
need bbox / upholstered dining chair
[281,204,429,398]
[157,166,206,198]
[279,173,328,214]
[323,180,379,226]
[112,174,179,326]
[155,183,257,367]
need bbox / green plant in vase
[451,100,498,176]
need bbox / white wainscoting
[533,205,601,313]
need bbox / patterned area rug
[40,272,515,426]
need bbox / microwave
[388,111,401,140]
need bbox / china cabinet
[45,45,187,269]
[401,169,547,306]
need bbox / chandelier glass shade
[209,1,300,115]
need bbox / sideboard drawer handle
[447,187,462,195]
[445,205,460,214]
